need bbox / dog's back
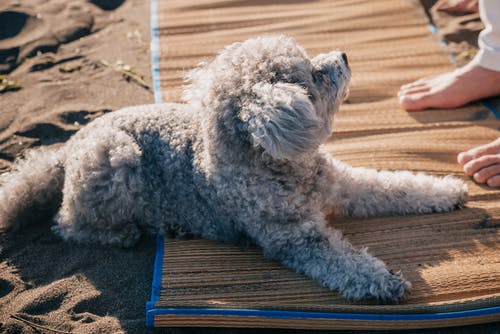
[0,103,210,244]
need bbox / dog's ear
[241,82,325,160]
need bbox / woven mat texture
[154,0,500,320]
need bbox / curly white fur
[0,35,467,303]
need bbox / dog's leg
[53,131,145,247]
[321,157,467,218]
[247,217,410,302]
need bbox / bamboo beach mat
[146,0,500,330]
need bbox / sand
[420,0,481,66]
[0,0,499,333]
[0,0,152,172]
[0,0,155,333]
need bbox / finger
[457,151,472,165]
[463,154,500,176]
[472,164,500,183]
[487,175,500,187]
[458,138,500,166]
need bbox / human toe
[401,73,438,88]
[400,82,423,91]
[398,92,431,110]
[398,85,431,98]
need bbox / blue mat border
[150,0,162,104]
[145,233,499,327]
[150,235,164,303]
[146,235,164,326]
[145,233,500,327]
[146,306,500,328]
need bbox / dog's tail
[0,146,66,232]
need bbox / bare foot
[457,138,500,187]
[398,62,500,110]
[432,0,479,15]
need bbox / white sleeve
[473,0,500,71]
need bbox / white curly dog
[0,35,467,303]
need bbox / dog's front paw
[341,269,411,303]
[370,270,411,303]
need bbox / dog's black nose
[341,52,349,67]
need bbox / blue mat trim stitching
[150,0,162,104]
[146,306,500,325]
[427,22,499,119]
[146,235,165,327]
[151,235,164,302]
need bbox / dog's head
[183,35,351,161]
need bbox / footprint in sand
[0,0,125,74]
[0,9,50,73]
[59,109,112,126]
[20,288,68,315]
[89,0,125,11]
[70,295,108,318]
[0,278,15,298]
[15,123,77,146]
[16,276,104,318]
